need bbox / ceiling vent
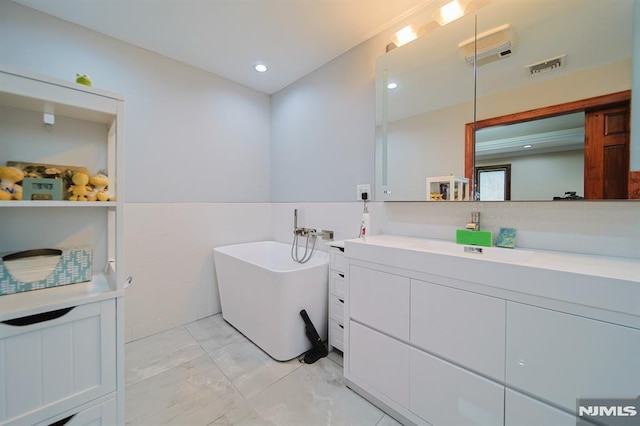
[526,54,566,76]
[459,24,515,67]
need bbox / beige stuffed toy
[0,166,24,201]
[68,170,91,201]
[89,173,110,201]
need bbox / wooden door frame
[465,90,631,194]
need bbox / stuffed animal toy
[88,173,109,201]
[75,73,92,87]
[0,166,24,201]
[68,170,91,201]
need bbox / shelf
[0,201,117,208]
[0,65,122,124]
[0,273,123,322]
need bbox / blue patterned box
[496,228,517,249]
[0,246,92,296]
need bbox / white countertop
[346,234,640,283]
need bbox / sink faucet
[466,211,480,231]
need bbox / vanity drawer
[504,389,589,426]
[0,299,116,426]
[350,321,410,408]
[35,397,117,426]
[329,270,346,298]
[506,302,640,412]
[350,265,410,340]
[411,279,505,380]
[329,295,345,324]
[329,246,347,273]
[329,319,344,352]
[410,347,504,426]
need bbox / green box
[456,229,492,247]
[22,178,63,201]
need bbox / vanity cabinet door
[411,279,505,380]
[350,265,410,340]
[350,321,410,408]
[505,389,589,426]
[506,302,640,412]
[410,348,504,426]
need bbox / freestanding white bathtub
[213,240,329,361]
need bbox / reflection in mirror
[375,0,635,201]
[468,91,631,200]
[476,113,585,201]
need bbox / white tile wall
[123,203,271,342]
[124,200,639,343]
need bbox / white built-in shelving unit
[0,65,125,425]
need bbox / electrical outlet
[356,184,371,201]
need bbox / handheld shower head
[293,209,298,230]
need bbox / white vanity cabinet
[346,262,496,426]
[410,279,505,381]
[343,235,640,426]
[0,66,125,425]
[506,302,640,412]
[328,243,347,352]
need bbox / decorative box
[0,246,92,296]
[22,177,63,201]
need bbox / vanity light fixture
[387,82,398,90]
[435,0,467,26]
[386,0,492,52]
[254,63,267,73]
[392,25,419,48]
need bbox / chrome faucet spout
[466,211,481,231]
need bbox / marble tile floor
[125,314,402,426]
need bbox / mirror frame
[464,90,632,198]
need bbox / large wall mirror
[375,0,636,201]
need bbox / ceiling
[11,0,435,94]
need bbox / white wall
[0,1,271,203]
[124,203,271,341]
[477,150,584,201]
[0,2,273,341]
[270,34,381,202]
[3,2,639,344]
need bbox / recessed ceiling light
[387,82,398,90]
[254,64,267,73]
[523,144,532,148]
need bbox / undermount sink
[352,234,534,264]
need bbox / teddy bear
[88,173,110,201]
[0,166,24,201]
[68,170,92,201]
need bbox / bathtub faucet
[292,210,333,240]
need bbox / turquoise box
[0,246,92,296]
[22,177,63,201]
